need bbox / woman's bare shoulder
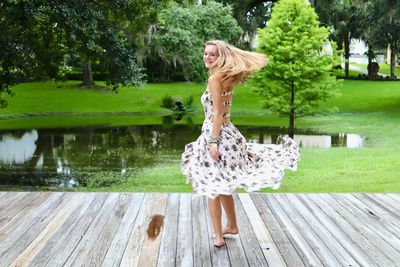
[207,75,222,91]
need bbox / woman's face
[203,45,218,69]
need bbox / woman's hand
[209,143,220,161]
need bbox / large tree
[253,0,340,138]
[0,1,64,107]
[0,0,166,107]
[368,0,400,78]
[138,1,242,82]
[310,0,366,78]
[216,0,278,49]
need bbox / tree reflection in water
[0,123,364,189]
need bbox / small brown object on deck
[147,214,164,240]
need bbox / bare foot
[222,225,239,235]
[214,237,225,248]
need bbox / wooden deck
[0,192,400,267]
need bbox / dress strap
[220,91,233,96]
[223,101,232,106]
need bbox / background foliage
[136,0,243,82]
[253,0,341,137]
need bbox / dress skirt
[181,118,300,199]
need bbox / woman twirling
[181,40,300,248]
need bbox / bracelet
[209,136,219,144]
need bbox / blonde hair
[205,40,268,89]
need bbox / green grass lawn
[1,79,400,192]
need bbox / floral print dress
[181,89,300,199]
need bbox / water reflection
[0,130,38,164]
[248,133,364,148]
[246,133,364,148]
[0,124,364,189]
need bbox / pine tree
[253,0,341,138]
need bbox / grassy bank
[1,79,400,192]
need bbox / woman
[181,40,300,248]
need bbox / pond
[0,120,364,189]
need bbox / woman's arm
[208,75,224,138]
[208,75,224,161]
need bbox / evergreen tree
[253,0,340,138]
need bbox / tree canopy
[137,1,243,82]
[253,0,340,138]
[368,0,400,78]
[0,0,167,107]
[310,0,366,77]
[216,0,277,49]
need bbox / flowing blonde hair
[205,40,268,89]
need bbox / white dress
[181,89,300,198]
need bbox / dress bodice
[201,90,232,120]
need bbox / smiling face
[203,44,218,69]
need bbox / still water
[0,122,364,189]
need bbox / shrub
[161,95,175,109]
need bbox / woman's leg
[220,195,239,235]
[207,196,225,247]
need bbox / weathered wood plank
[309,193,395,267]
[386,193,400,205]
[333,194,400,256]
[234,194,270,267]
[0,192,398,267]
[368,193,400,215]
[298,194,375,266]
[263,194,324,267]
[359,193,400,223]
[0,192,42,227]
[63,193,120,266]
[203,196,231,267]
[157,193,180,267]
[239,193,284,267]
[192,196,212,267]
[119,194,154,267]
[0,193,73,266]
[205,194,246,267]
[351,194,400,234]
[120,193,167,267]
[0,192,30,213]
[273,194,341,266]
[33,193,108,266]
[250,194,305,267]
[0,193,50,231]
[83,193,134,266]
[10,193,85,267]
[101,193,145,267]
[285,194,360,266]
[176,193,193,267]
[137,193,168,267]
[316,193,398,266]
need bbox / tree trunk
[288,81,295,139]
[390,45,396,78]
[82,61,94,86]
[344,32,350,78]
[367,46,374,78]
